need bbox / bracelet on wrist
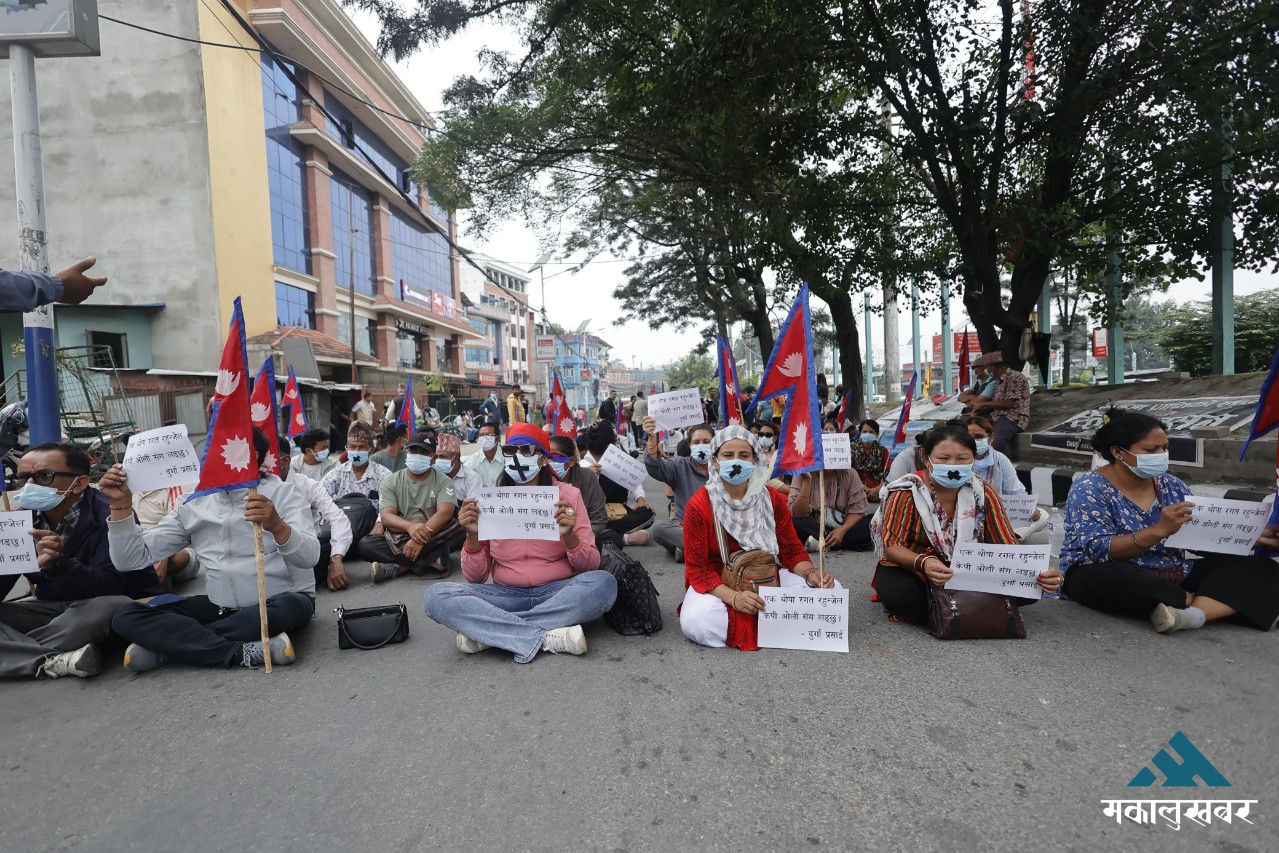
[1130,532,1149,551]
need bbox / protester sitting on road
[361,432,458,583]
[642,416,712,563]
[958,363,998,408]
[886,429,930,482]
[549,434,610,540]
[464,418,505,487]
[788,459,872,552]
[0,444,163,680]
[953,415,1047,542]
[371,423,408,473]
[969,352,1031,452]
[851,420,890,502]
[319,421,391,501]
[278,438,353,592]
[423,423,616,662]
[0,257,107,312]
[103,428,319,671]
[1060,409,1279,634]
[680,425,835,651]
[875,424,1062,623]
[295,428,338,482]
[583,420,654,544]
[131,482,201,592]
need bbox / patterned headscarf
[706,425,778,555]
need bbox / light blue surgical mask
[689,445,712,465]
[348,450,369,467]
[930,463,974,488]
[717,459,755,485]
[1124,451,1169,479]
[432,458,454,475]
[405,454,432,475]
[973,438,990,456]
[13,483,69,512]
[314,449,330,462]
[859,432,878,444]
[548,460,568,478]
[757,436,775,450]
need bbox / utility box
[0,0,99,58]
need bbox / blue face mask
[859,432,878,444]
[930,463,974,488]
[405,454,432,475]
[432,458,454,475]
[1124,451,1169,479]
[348,450,369,467]
[717,459,755,485]
[315,449,330,462]
[757,436,775,450]
[689,445,712,465]
[548,460,568,478]
[13,483,70,512]
[973,438,990,456]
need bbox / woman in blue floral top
[1061,408,1279,633]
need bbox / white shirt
[108,476,319,608]
[285,469,353,557]
[450,464,484,503]
[298,456,338,482]
[464,448,506,487]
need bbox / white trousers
[680,569,843,648]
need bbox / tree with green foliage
[663,352,716,398]
[1157,290,1279,377]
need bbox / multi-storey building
[0,0,477,433]
[552,331,611,412]
[457,250,537,408]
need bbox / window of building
[436,340,451,373]
[512,346,519,362]
[519,325,526,339]
[337,314,378,358]
[324,95,419,204]
[521,348,527,363]
[397,331,423,370]
[337,118,355,148]
[85,330,127,368]
[390,211,452,308]
[262,55,311,274]
[331,173,377,297]
[275,283,315,329]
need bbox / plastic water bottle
[1046,508,1065,569]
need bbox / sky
[351,10,1276,376]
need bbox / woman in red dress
[679,425,836,651]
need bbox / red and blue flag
[395,375,415,429]
[716,334,744,428]
[550,372,577,437]
[746,283,824,476]
[190,297,259,500]
[281,365,307,439]
[892,371,919,449]
[958,328,971,390]
[250,358,281,476]
[836,388,853,432]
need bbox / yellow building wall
[198,1,276,339]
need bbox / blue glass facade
[391,210,452,308]
[275,283,315,329]
[330,171,377,296]
[262,55,311,274]
[324,95,420,205]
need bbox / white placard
[648,388,704,430]
[475,486,562,541]
[946,543,1048,598]
[122,425,201,493]
[1002,494,1040,527]
[821,433,851,470]
[599,444,646,494]
[1165,497,1269,555]
[758,588,850,653]
[0,511,38,575]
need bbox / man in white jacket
[101,429,320,671]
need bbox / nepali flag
[958,328,971,389]
[550,371,576,437]
[282,364,307,439]
[892,371,919,449]
[250,358,281,476]
[189,297,259,500]
[746,283,824,476]
[395,375,415,429]
[716,334,744,428]
[1240,344,1279,555]
[836,388,853,432]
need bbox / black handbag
[926,585,1026,640]
[335,603,410,650]
[598,543,663,635]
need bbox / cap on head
[979,352,1005,367]
[406,432,437,453]
[436,433,461,455]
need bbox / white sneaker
[541,625,587,656]
[37,644,103,679]
[804,536,820,553]
[455,633,489,654]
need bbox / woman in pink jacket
[423,423,617,662]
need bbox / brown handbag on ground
[711,512,780,592]
[605,502,629,522]
[926,584,1026,639]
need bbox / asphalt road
[2,475,1277,852]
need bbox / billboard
[931,332,984,364]
[535,336,556,361]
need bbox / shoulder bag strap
[711,503,730,564]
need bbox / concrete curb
[1013,464,1270,507]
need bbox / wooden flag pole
[816,470,827,586]
[248,486,272,674]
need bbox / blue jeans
[424,572,618,663]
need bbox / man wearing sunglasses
[0,443,162,679]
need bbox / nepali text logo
[1102,732,1255,830]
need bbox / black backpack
[598,542,663,635]
[335,492,379,543]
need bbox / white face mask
[478,435,497,451]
